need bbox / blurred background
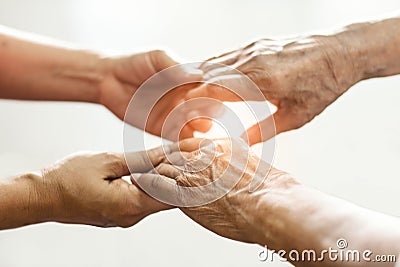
[0,0,399,266]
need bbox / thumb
[131,173,181,206]
[148,50,203,82]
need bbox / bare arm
[0,172,52,229]
[154,138,400,266]
[254,180,400,266]
[0,149,170,230]
[340,17,400,79]
[0,26,206,139]
[0,32,102,102]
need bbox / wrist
[23,172,59,223]
[93,56,117,106]
[0,172,56,229]
[307,34,363,92]
[254,177,349,252]
[51,50,105,103]
[255,178,400,266]
[254,178,316,248]
[334,18,400,81]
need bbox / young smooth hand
[0,32,209,140]
[97,50,209,139]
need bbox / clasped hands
[3,18,400,266]
[34,137,291,247]
[98,35,357,144]
[32,34,357,235]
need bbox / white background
[0,0,399,266]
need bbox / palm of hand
[98,50,209,140]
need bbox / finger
[132,173,181,205]
[200,49,241,73]
[154,163,181,178]
[182,96,225,133]
[127,177,172,212]
[186,75,264,102]
[122,141,182,173]
[202,65,239,80]
[148,50,179,71]
[144,140,203,163]
[186,82,242,102]
[148,50,203,82]
[123,149,162,174]
[187,117,213,133]
[98,152,130,178]
[241,110,285,145]
[164,151,191,166]
[171,138,207,153]
[185,108,214,133]
[178,124,195,141]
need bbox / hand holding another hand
[187,36,362,145]
[135,138,299,245]
[97,50,211,140]
[34,149,170,228]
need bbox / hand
[187,36,362,145]
[37,149,170,227]
[97,50,211,140]
[135,138,298,244]
[144,138,400,266]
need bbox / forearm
[334,17,400,82]
[0,29,103,102]
[255,183,400,266]
[0,172,54,230]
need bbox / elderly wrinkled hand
[185,37,359,145]
[134,138,400,267]
[135,138,297,244]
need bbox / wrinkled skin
[145,138,400,267]
[149,138,299,244]
[186,37,361,144]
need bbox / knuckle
[246,65,276,91]
[100,152,126,176]
[150,49,165,55]
[149,49,167,61]
[155,163,167,173]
